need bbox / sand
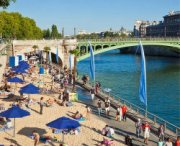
[0,65,125,146]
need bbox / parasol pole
[13,118,15,137]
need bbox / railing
[78,37,180,42]
[78,75,180,136]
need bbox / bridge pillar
[63,39,77,68]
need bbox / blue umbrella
[7,77,24,94]
[0,106,30,136]
[12,67,27,74]
[7,77,24,83]
[46,116,80,142]
[19,83,40,94]
[19,61,30,69]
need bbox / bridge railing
[78,76,180,136]
[78,37,180,42]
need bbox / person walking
[86,105,91,120]
[90,86,95,100]
[116,106,122,121]
[175,136,180,146]
[39,97,44,115]
[165,138,173,146]
[158,124,165,141]
[143,122,150,145]
[135,118,142,138]
[97,100,102,116]
[122,104,127,121]
[104,100,110,116]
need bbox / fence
[79,75,180,136]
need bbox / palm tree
[32,45,38,53]
[69,49,79,91]
[43,46,50,62]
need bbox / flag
[49,51,52,63]
[69,54,74,71]
[88,42,95,81]
[139,41,147,106]
[56,48,58,63]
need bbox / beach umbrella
[0,105,30,137]
[19,83,40,94]
[7,77,24,94]
[46,116,80,142]
[7,77,24,83]
[19,61,30,69]
[12,67,27,74]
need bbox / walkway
[77,87,159,146]
[76,79,178,145]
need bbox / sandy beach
[0,65,125,146]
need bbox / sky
[1,0,179,35]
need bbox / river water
[77,49,180,127]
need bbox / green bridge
[77,38,180,61]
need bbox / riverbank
[77,50,180,128]
[0,61,125,146]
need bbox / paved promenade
[77,86,159,146]
[76,79,179,145]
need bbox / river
[77,49,180,127]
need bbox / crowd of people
[0,51,179,146]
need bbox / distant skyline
[1,0,179,35]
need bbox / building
[163,11,180,37]
[134,20,142,37]
[134,11,180,37]
[145,11,180,37]
[134,21,153,37]
[146,21,164,37]
[77,30,90,35]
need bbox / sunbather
[72,111,83,119]
[46,98,54,107]
[32,130,40,146]
[98,137,114,146]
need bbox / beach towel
[76,117,86,122]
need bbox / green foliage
[32,45,38,49]
[43,46,51,52]
[69,49,79,56]
[0,11,43,40]
[0,0,15,8]
[43,29,51,39]
[51,24,61,39]
[43,25,62,39]
[76,31,130,39]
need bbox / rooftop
[164,11,180,17]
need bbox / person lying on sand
[46,98,54,107]
[32,130,40,146]
[72,111,83,119]
[98,137,114,146]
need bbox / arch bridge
[77,38,180,61]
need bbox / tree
[0,11,43,40]
[51,24,59,39]
[0,0,15,8]
[69,49,79,91]
[43,29,51,39]
[32,45,38,53]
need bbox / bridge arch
[95,45,103,51]
[50,52,63,67]
[77,43,180,62]
[103,45,110,49]
[79,45,87,55]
